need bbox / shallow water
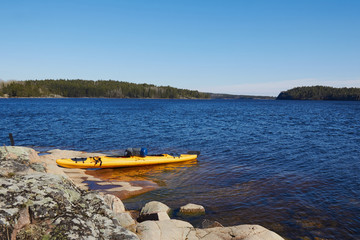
[1,98,360,239]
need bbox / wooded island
[0,79,210,99]
[277,86,360,101]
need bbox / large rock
[140,201,171,215]
[103,194,137,230]
[114,212,137,230]
[136,219,194,240]
[104,193,126,214]
[0,146,42,176]
[138,201,171,222]
[230,225,284,240]
[194,224,284,240]
[0,146,40,163]
[0,173,139,240]
[136,220,284,240]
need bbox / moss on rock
[0,169,138,239]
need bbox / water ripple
[1,98,360,239]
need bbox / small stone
[179,203,205,215]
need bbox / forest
[277,86,360,101]
[0,79,209,99]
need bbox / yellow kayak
[56,153,198,169]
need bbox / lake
[1,98,359,239]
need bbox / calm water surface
[1,98,359,239]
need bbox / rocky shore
[0,146,284,240]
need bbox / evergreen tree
[0,79,210,99]
[277,86,360,101]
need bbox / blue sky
[1,0,359,96]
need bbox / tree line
[277,86,360,101]
[0,79,210,99]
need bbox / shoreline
[0,96,212,100]
[38,148,160,199]
[0,146,285,240]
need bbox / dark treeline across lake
[277,85,360,101]
[0,79,209,99]
[1,98,359,239]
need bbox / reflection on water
[84,160,198,199]
[86,160,198,182]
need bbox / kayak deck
[56,154,198,169]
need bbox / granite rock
[136,220,284,240]
[114,212,137,230]
[201,219,224,228]
[0,146,36,176]
[0,172,138,240]
[138,201,171,222]
[140,201,171,215]
[136,219,194,240]
[194,224,284,240]
[104,193,126,214]
[179,203,205,215]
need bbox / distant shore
[0,79,276,100]
[277,86,360,101]
[0,96,212,100]
[0,94,276,100]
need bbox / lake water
[1,98,359,239]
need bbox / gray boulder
[138,201,171,222]
[29,162,46,172]
[140,201,171,215]
[136,219,194,240]
[103,194,137,230]
[0,146,40,163]
[114,212,137,230]
[194,224,284,240]
[104,193,126,214]
[0,173,139,240]
[0,146,39,176]
[136,220,284,240]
